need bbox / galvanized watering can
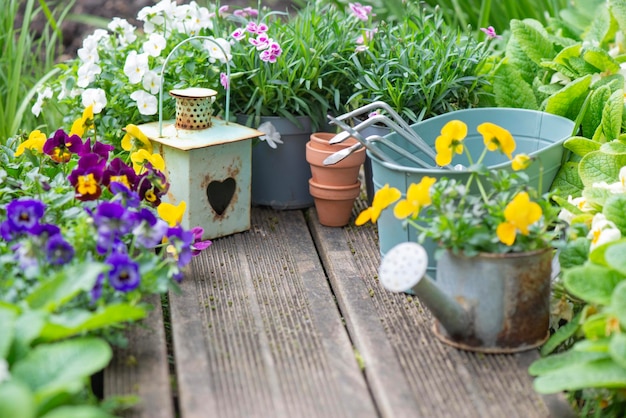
[379,242,552,353]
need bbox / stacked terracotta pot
[306,132,366,227]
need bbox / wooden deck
[104,198,575,418]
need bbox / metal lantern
[136,37,261,240]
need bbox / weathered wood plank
[169,207,377,418]
[104,294,175,418]
[308,199,575,418]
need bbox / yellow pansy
[434,120,467,166]
[15,130,47,157]
[393,176,436,219]
[70,105,95,137]
[477,122,516,159]
[122,124,152,153]
[158,201,187,226]
[496,192,542,245]
[355,184,401,225]
[130,149,165,173]
[511,154,531,171]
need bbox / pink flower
[480,26,502,39]
[349,3,374,21]
[356,28,377,44]
[246,21,268,35]
[220,72,229,90]
[249,34,271,50]
[218,5,229,16]
[243,7,258,17]
[231,28,246,41]
[260,42,282,63]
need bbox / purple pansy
[45,234,75,265]
[4,199,46,233]
[133,208,169,249]
[43,129,84,163]
[190,226,212,256]
[106,251,140,292]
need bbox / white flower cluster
[558,166,626,251]
[32,0,231,119]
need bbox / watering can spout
[379,242,471,339]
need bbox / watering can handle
[158,36,231,136]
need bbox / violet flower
[190,226,212,256]
[43,129,84,163]
[45,234,75,265]
[106,251,140,292]
[4,199,46,234]
[133,208,169,249]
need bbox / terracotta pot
[309,179,361,227]
[308,132,359,152]
[306,140,366,187]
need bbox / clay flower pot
[309,179,361,227]
[306,134,366,187]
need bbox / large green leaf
[564,263,624,305]
[558,238,590,269]
[582,85,611,138]
[25,263,104,312]
[612,281,626,325]
[610,333,626,369]
[563,136,602,157]
[545,75,592,120]
[0,381,36,418]
[38,304,147,342]
[601,89,624,140]
[540,312,582,356]
[584,6,612,47]
[493,63,537,109]
[533,358,626,393]
[510,19,556,65]
[609,0,626,34]
[579,150,626,186]
[550,161,584,198]
[0,306,17,359]
[40,405,116,418]
[529,349,609,375]
[604,196,626,235]
[9,310,46,364]
[11,337,112,402]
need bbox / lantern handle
[158,36,231,136]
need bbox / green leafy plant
[0,0,73,144]
[333,1,493,124]
[529,167,626,415]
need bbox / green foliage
[0,0,72,144]
[332,1,492,123]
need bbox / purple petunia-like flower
[30,223,61,238]
[92,201,138,254]
[106,251,140,292]
[45,233,75,265]
[4,199,46,234]
[166,226,194,269]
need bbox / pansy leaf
[563,263,623,305]
[600,140,626,154]
[582,85,611,138]
[604,196,626,235]
[540,312,582,356]
[609,333,626,369]
[510,19,556,65]
[582,313,611,340]
[0,381,36,418]
[533,358,626,393]
[575,338,611,353]
[0,306,17,359]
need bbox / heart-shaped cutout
[206,178,236,216]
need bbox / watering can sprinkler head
[379,242,472,339]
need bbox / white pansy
[189,2,214,30]
[587,213,621,251]
[108,17,137,46]
[0,358,9,383]
[142,70,161,95]
[82,29,108,50]
[124,51,149,84]
[143,33,166,57]
[81,88,107,114]
[592,180,625,194]
[257,122,283,149]
[76,62,102,88]
[77,45,99,63]
[31,86,53,117]
[204,37,232,64]
[130,90,158,116]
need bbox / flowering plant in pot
[356,120,565,352]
